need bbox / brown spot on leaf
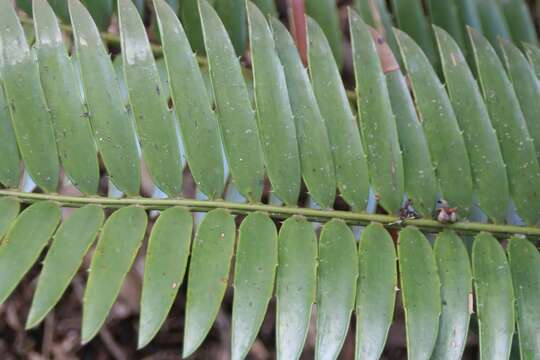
[369,28,399,73]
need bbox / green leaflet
[179,0,209,54]
[18,0,72,23]
[398,226,441,360]
[507,237,540,359]
[307,18,369,211]
[454,0,483,30]
[110,54,140,192]
[112,55,129,102]
[523,43,540,78]
[199,0,265,202]
[200,66,215,105]
[213,0,247,56]
[305,0,342,68]
[391,0,437,67]
[136,0,145,14]
[183,209,235,357]
[69,0,141,196]
[0,201,60,305]
[81,0,113,31]
[501,40,540,163]
[385,70,437,216]
[26,205,104,329]
[34,0,100,195]
[119,0,183,197]
[351,1,373,31]
[497,0,538,46]
[139,207,192,349]
[435,27,509,223]
[0,17,20,188]
[453,0,483,67]
[0,0,60,193]
[354,0,400,64]
[349,11,404,214]
[164,0,179,13]
[428,0,466,52]
[0,198,19,241]
[152,0,181,41]
[355,223,396,360]
[472,233,515,359]
[16,0,32,14]
[432,230,472,360]
[231,212,277,360]
[154,57,187,169]
[49,0,70,24]
[272,18,336,209]
[470,28,540,225]
[154,0,225,199]
[275,216,317,360]
[246,2,301,206]
[82,206,147,343]
[0,77,20,188]
[538,2,540,32]
[316,219,358,360]
[395,29,474,217]
[251,0,276,16]
[155,58,171,101]
[21,16,36,45]
[126,0,145,16]
[476,0,510,55]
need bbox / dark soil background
[1,0,539,359]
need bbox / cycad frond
[1,0,540,358]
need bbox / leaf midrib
[1,189,538,239]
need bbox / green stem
[1,190,538,239]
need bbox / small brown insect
[399,199,419,220]
[436,200,458,224]
[389,200,420,226]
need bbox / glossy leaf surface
[34,0,100,194]
[70,0,141,195]
[0,0,60,192]
[183,209,235,357]
[386,70,437,216]
[350,11,404,214]
[272,18,336,209]
[398,227,441,360]
[246,2,301,206]
[82,206,147,343]
[435,27,509,222]
[472,233,515,360]
[307,18,369,211]
[155,0,225,199]
[432,230,472,360]
[396,29,473,217]
[355,223,396,360]
[275,216,317,360]
[470,28,540,224]
[199,0,265,202]
[26,205,104,328]
[231,212,277,360]
[0,202,60,305]
[0,198,19,240]
[139,207,192,348]
[316,220,358,360]
[507,237,540,359]
[119,0,184,197]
